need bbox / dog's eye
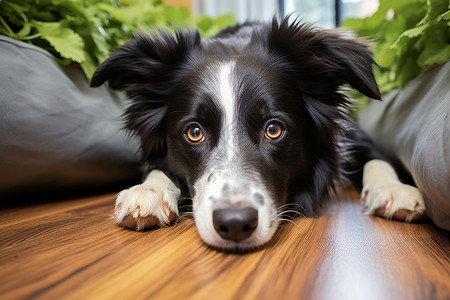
[186,126,204,143]
[265,123,284,140]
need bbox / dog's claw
[385,198,392,210]
[362,160,426,222]
[114,170,181,231]
[362,183,425,222]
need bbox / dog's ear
[251,17,381,142]
[251,17,381,100]
[251,18,382,203]
[90,30,201,160]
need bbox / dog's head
[91,18,380,251]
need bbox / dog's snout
[213,207,258,242]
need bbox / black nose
[213,207,258,242]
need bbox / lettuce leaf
[342,0,449,114]
[0,0,236,79]
[32,21,85,63]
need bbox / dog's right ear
[90,30,201,92]
[90,30,201,160]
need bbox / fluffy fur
[90,17,425,251]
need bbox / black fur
[91,17,382,216]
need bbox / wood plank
[0,193,117,227]
[0,189,449,299]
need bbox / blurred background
[186,0,379,28]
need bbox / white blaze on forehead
[217,62,236,158]
[218,62,235,127]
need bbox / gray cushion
[359,61,450,230]
[0,35,141,195]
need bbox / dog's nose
[213,207,258,242]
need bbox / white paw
[361,182,426,222]
[114,171,180,231]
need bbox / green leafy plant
[342,0,449,113]
[0,0,235,79]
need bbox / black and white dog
[91,17,425,251]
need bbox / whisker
[276,203,307,219]
[278,209,305,218]
[277,202,305,210]
[277,214,298,224]
[278,218,298,225]
[175,213,195,225]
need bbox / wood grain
[1,189,449,299]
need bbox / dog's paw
[361,182,426,222]
[114,171,180,231]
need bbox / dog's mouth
[195,211,278,252]
[191,171,280,251]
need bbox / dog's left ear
[90,30,201,91]
[90,30,202,161]
[252,17,381,100]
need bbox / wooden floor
[1,188,449,300]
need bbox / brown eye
[186,126,204,143]
[265,123,283,140]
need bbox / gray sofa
[0,35,141,196]
[360,61,450,230]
